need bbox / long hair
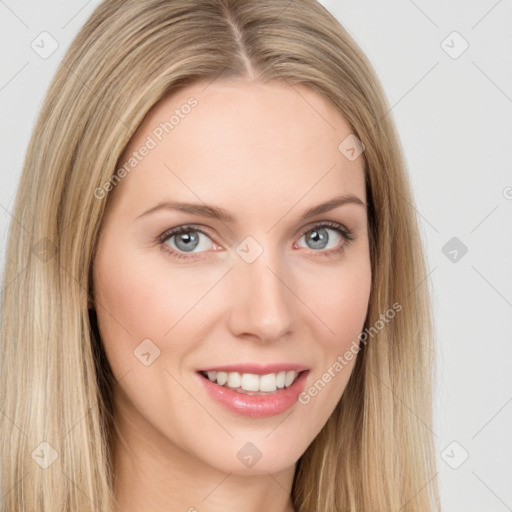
[0,1,440,510]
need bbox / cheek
[92,242,200,406]
[92,241,167,374]
[297,253,372,345]
[291,259,371,441]
[333,267,371,337]
[92,240,223,381]
[94,242,192,337]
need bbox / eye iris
[174,230,200,252]
[166,225,340,255]
[306,228,328,250]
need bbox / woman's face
[92,79,371,475]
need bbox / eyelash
[157,221,355,261]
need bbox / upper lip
[197,363,310,375]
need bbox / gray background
[1,1,511,510]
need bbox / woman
[0,1,440,511]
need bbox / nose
[227,247,295,343]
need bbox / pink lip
[196,370,310,418]
[197,363,309,375]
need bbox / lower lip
[197,371,309,418]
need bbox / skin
[92,79,372,512]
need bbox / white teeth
[203,370,300,392]
[276,371,286,389]
[241,373,260,391]
[227,372,241,388]
[285,370,297,387]
[259,373,277,392]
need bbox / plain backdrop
[1,1,511,510]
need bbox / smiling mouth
[198,370,305,394]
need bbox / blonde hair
[0,0,440,510]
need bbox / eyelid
[296,219,353,239]
[157,223,216,245]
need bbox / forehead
[108,79,366,219]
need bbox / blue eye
[166,228,206,252]
[158,221,354,261]
[160,226,214,260]
[297,224,351,251]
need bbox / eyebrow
[136,194,366,223]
